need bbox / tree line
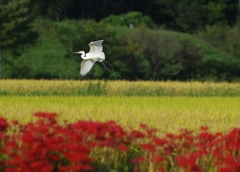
[0,0,240,80]
[24,0,240,32]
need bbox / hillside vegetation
[2,17,240,81]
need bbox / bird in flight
[75,40,112,76]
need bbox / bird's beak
[74,52,79,54]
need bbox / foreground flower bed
[0,112,239,172]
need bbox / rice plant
[0,96,239,133]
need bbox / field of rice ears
[1,80,240,134]
[1,79,240,96]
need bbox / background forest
[0,0,240,81]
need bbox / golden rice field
[0,80,240,134]
[1,79,240,96]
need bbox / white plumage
[75,40,112,76]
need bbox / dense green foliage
[21,0,239,33]
[195,24,240,59]
[2,18,240,80]
[0,0,38,55]
[100,11,155,28]
[1,0,240,80]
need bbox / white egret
[75,40,112,76]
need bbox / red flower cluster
[134,126,240,172]
[2,112,93,172]
[0,112,240,172]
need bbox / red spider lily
[224,155,235,165]
[219,163,240,172]
[131,156,146,164]
[198,131,216,141]
[225,128,240,150]
[98,139,115,147]
[177,153,199,169]
[2,112,240,171]
[141,126,158,137]
[0,132,5,140]
[152,137,167,146]
[164,144,175,155]
[150,155,164,163]
[129,130,145,139]
[88,141,97,147]
[34,112,58,125]
[64,152,91,162]
[2,113,94,172]
[219,167,232,172]
[200,126,209,131]
[190,165,203,172]
[34,112,58,119]
[166,133,174,139]
[133,167,139,172]
[29,161,53,171]
[140,123,147,129]
[141,143,156,153]
[0,117,9,131]
[11,120,19,126]
[118,144,128,152]
[110,125,127,139]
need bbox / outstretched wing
[88,40,104,54]
[80,59,96,76]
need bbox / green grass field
[1,95,239,133]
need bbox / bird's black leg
[104,60,113,68]
[101,62,111,72]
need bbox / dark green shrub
[198,58,240,82]
[195,25,240,59]
[100,11,155,29]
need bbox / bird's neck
[80,52,86,58]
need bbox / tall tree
[0,0,38,78]
[152,0,238,33]
[0,0,38,55]
[30,0,68,20]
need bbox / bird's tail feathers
[101,52,105,60]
